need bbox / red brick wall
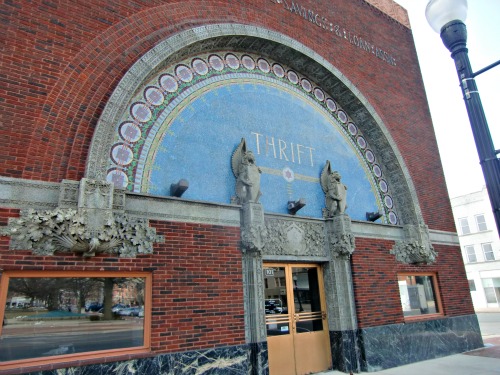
[0,0,454,231]
[0,212,245,352]
[352,237,474,328]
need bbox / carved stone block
[241,202,267,252]
[262,217,325,257]
[326,214,355,258]
[1,178,159,258]
[390,224,437,264]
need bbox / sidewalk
[318,336,500,375]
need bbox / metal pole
[440,20,500,235]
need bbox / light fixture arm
[440,20,500,234]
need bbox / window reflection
[398,275,439,317]
[1,275,147,363]
[263,267,289,336]
[292,268,323,333]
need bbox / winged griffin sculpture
[320,160,347,217]
[232,138,262,204]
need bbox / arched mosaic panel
[105,52,398,224]
[87,24,426,226]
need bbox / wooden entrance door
[263,264,331,375]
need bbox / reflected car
[112,304,128,313]
[265,299,285,314]
[117,307,140,316]
[85,303,103,312]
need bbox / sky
[392,0,500,199]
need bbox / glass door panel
[264,266,290,336]
[292,267,324,334]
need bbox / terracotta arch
[85,24,424,226]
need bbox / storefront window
[397,274,441,318]
[0,271,150,368]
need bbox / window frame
[0,270,152,371]
[468,279,476,291]
[458,217,471,235]
[397,272,443,322]
[475,214,488,232]
[465,245,477,263]
[482,243,495,261]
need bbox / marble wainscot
[358,314,483,371]
[22,344,267,375]
[330,329,361,373]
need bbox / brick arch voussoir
[24,2,246,182]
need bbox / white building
[451,186,500,310]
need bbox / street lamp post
[426,0,500,235]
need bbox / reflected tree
[8,278,68,311]
[67,278,102,312]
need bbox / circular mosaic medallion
[384,195,393,208]
[175,64,193,82]
[287,70,299,84]
[314,88,325,101]
[144,87,164,106]
[119,122,142,143]
[272,63,285,78]
[209,54,224,71]
[301,78,312,92]
[348,122,358,136]
[106,170,128,189]
[111,143,134,166]
[379,179,388,193]
[357,136,367,149]
[337,110,348,124]
[159,74,178,93]
[225,53,240,70]
[326,98,337,112]
[192,58,209,75]
[389,211,398,224]
[241,55,256,70]
[366,150,375,164]
[130,102,152,123]
[257,58,270,73]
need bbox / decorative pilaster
[324,214,361,373]
[240,202,268,375]
[241,202,268,253]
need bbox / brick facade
[0,0,453,230]
[352,238,474,328]
[0,215,244,352]
[0,1,480,374]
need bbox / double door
[263,263,331,375]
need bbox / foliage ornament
[326,214,355,258]
[2,208,157,258]
[1,178,159,258]
[390,224,437,265]
[329,232,356,258]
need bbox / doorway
[263,263,331,375]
